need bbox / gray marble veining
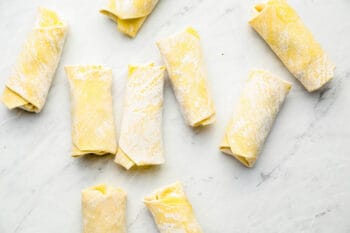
[0,0,349,232]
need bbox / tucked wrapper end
[144,182,203,233]
[82,184,127,233]
[220,70,291,167]
[65,65,117,157]
[1,7,67,112]
[249,0,335,92]
[115,63,165,169]
[157,27,216,127]
[100,0,159,37]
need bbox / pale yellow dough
[220,70,292,167]
[249,0,335,92]
[115,63,165,169]
[65,65,117,157]
[1,7,67,113]
[82,184,127,233]
[100,0,159,37]
[144,182,203,233]
[157,27,216,127]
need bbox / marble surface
[0,0,349,232]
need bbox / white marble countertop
[1,0,350,232]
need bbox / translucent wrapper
[157,27,215,127]
[100,0,159,37]
[2,7,67,112]
[144,182,203,233]
[82,184,127,233]
[249,0,335,92]
[65,65,117,157]
[115,63,165,169]
[220,70,291,167]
